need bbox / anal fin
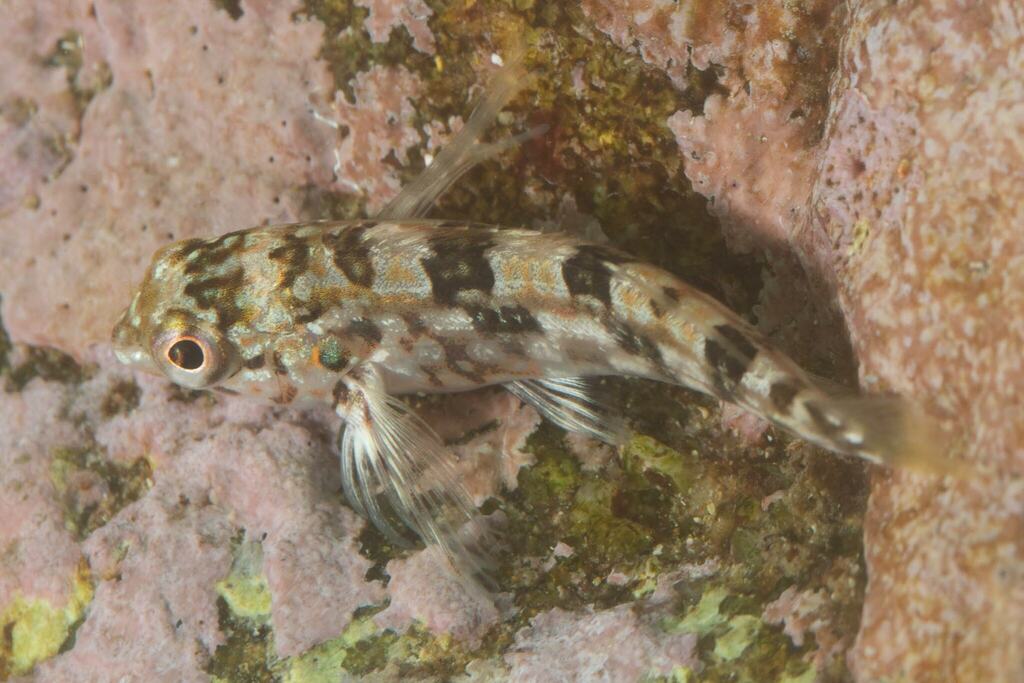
[506,377,628,446]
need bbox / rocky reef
[1,1,1020,681]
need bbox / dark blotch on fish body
[467,305,542,335]
[769,381,800,412]
[327,225,376,288]
[562,245,630,307]
[182,268,246,329]
[714,324,758,363]
[422,232,496,305]
[346,319,383,345]
[704,337,748,398]
[268,232,311,289]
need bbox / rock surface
[2,0,1019,681]
[819,3,1024,680]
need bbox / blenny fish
[112,51,950,576]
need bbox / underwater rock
[3,0,1017,680]
[505,604,699,682]
[589,1,1023,680]
[0,0,421,356]
[355,0,436,55]
[817,2,1024,681]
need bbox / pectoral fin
[507,377,628,446]
[336,366,494,579]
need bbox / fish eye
[152,326,238,389]
[167,336,207,371]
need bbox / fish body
[112,50,951,577]
[112,218,876,456]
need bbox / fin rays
[338,367,495,580]
[507,377,628,445]
[377,45,545,221]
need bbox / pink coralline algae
[321,64,425,213]
[585,0,1024,680]
[582,0,843,255]
[505,604,699,682]
[373,391,539,646]
[4,350,384,680]
[818,3,1024,681]
[417,389,540,505]
[2,345,543,679]
[3,0,1022,679]
[587,0,853,379]
[763,586,845,672]
[375,544,501,648]
[0,0,424,356]
[355,0,436,55]
[0,380,87,611]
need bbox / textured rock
[7,0,1017,680]
[588,0,855,385]
[375,545,501,647]
[0,0,421,355]
[586,1,1024,680]
[816,2,1024,680]
[2,348,385,679]
[506,604,699,682]
[1,380,86,610]
[355,0,436,54]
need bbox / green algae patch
[207,598,277,683]
[0,561,94,678]
[778,665,817,683]
[216,539,271,621]
[667,585,729,636]
[283,616,384,683]
[624,434,701,494]
[217,573,272,622]
[207,538,277,681]
[100,379,142,418]
[216,544,273,622]
[714,614,761,661]
[3,344,89,392]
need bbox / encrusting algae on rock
[7,0,1007,681]
[0,561,93,678]
[111,11,957,609]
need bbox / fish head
[112,236,244,390]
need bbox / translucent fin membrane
[812,395,969,477]
[338,367,496,584]
[377,45,545,221]
[507,377,628,446]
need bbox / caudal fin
[805,395,968,477]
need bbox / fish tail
[789,393,966,476]
[617,269,964,475]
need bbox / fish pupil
[169,339,205,370]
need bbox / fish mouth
[111,307,152,370]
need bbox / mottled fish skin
[112,218,899,463]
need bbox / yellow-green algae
[216,539,273,622]
[667,585,729,636]
[2,0,863,679]
[203,1,864,679]
[207,538,277,683]
[0,561,93,678]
